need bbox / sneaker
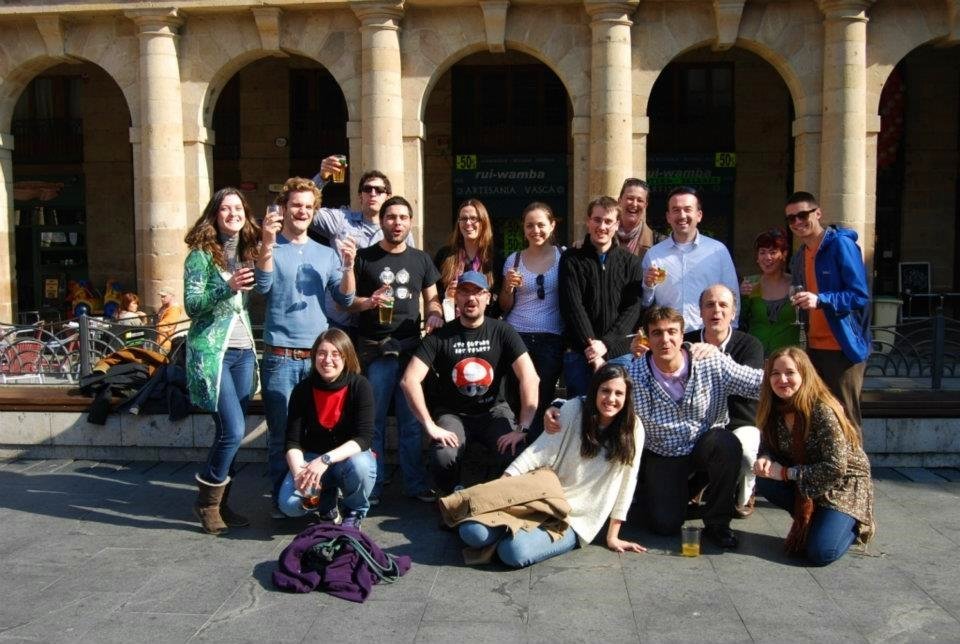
[342,511,363,530]
[317,507,341,524]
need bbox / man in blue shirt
[255,176,356,507]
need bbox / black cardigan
[559,237,644,358]
[285,371,375,455]
[684,328,764,429]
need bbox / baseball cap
[158,286,175,297]
[456,271,489,291]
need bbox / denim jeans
[562,351,593,398]
[260,352,313,495]
[365,355,430,497]
[458,522,578,568]
[277,450,377,518]
[515,332,563,440]
[200,348,255,484]
[757,477,859,566]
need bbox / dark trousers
[507,332,563,441]
[640,427,741,535]
[429,403,516,494]
[808,349,865,429]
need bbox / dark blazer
[684,328,764,428]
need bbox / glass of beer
[379,293,395,326]
[298,485,321,511]
[681,525,701,557]
[654,265,667,285]
[332,155,347,183]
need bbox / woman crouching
[753,346,875,565]
[457,364,646,567]
[278,329,377,529]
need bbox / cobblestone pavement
[0,459,958,643]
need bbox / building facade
[0,0,957,321]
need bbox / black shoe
[703,525,739,549]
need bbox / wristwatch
[320,454,333,465]
[515,423,528,434]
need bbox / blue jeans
[757,477,859,566]
[563,351,635,398]
[365,355,430,497]
[458,522,578,568]
[277,450,377,518]
[260,352,313,496]
[200,348,255,484]
[516,332,563,440]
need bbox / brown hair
[184,187,260,269]
[521,201,558,245]
[277,176,321,209]
[311,328,361,377]
[754,226,789,254]
[439,198,495,290]
[756,346,862,450]
[587,196,621,221]
[786,191,819,208]
[119,292,139,312]
[580,363,637,466]
[357,170,392,197]
[642,306,685,334]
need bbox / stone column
[571,116,591,241]
[126,9,188,310]
[818,0,875,243]
[633,115,649,180]
[183,125,214,238]
[346,119,362,211]
[0,132,14,322]
[792,114,822,197]
[585,0,637,199]
[352,2,405,197]
[402,118,425,246]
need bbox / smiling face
[769,354,802,400]
[666,193,702,242]
[314,340,345,382]
[785,200,823,243]
[283,190,316,236]
[216,193,247,237]
[647,318,684,364]
[586,205,619,252]
[595,376,627,422]
[756,246,786,276]
[458,205,482,243]
[523,207,555,248]
[619,185,648,233]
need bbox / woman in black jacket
[278,329,377,528]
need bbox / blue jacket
[789,226,872,363]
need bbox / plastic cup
[332,155,347,183]
[378,296,395,325]
[681,525,701,557]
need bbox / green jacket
[183,249,257,412]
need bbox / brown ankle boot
[194,475,229,535]
[219,481,250,527]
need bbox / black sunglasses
[361,185,388,195]
[785,208,816,225]
[536,274,545,300]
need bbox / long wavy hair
[580,363,637,466]
[439,198,495,289]
[184,187,260,269]
[756,346,862,450]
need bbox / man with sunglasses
[785,191,871,429]
[310,157,414,331]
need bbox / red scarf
[783,411,814,555]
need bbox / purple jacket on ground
[272,524,412,603]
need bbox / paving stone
[121,564,253,615]
[414,621,526,644]
[0,592,129,642]
[422,565,530,623]
[189,579,319,642]
[77,612,209,644]
[894,466,949,483]
[303,599,424,642]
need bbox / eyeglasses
[785,208,816,225]
[316,350,342,362]
[536,274,545,300]
[458,215,480,224]
[361,185,388,195]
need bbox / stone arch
[179,10,361,136]
[401,4,590,124]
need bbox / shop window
[12,76,83,164]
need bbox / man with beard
[401,272,539,494]
[617,178,664,262]
[255,177,356,510]
[348,195,444,505]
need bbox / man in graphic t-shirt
[401,271,540,493]
[348,195,444,505]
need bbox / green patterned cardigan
[183,249,258,412]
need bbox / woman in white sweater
[458,363,647,567]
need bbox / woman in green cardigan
[183,187,260,535]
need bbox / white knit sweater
[504,398,644,544]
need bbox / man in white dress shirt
[640,186,739,331]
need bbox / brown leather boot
[219,481,250,528]
[194,475,229,535]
